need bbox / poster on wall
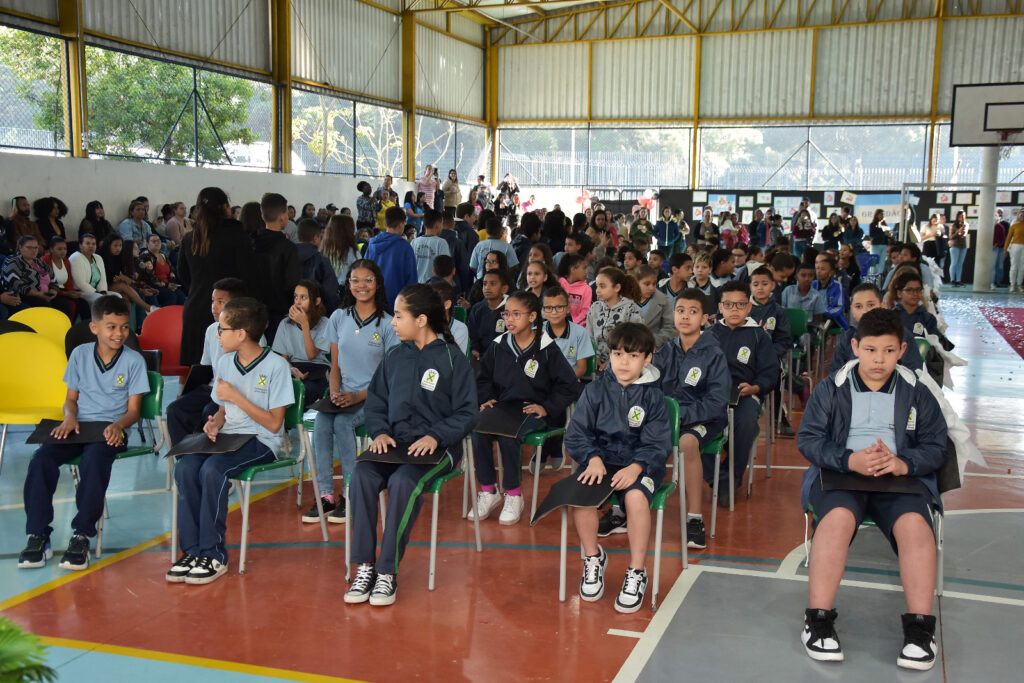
[692,206,705,221]
[825,207,839,217]
[840,191,858,205]
[852,194,903,227]
[808,204,822,219]
[824,192,836,205]
[707,194,737,213]
[739,196,753,208]
[955,192,973,205]
[936,192,953,203]
[692,191,707,203]
[741,210,754,223]
[928,208,946,219]
[756,192,772,204]
[967,205,980,218]
[773,196,804,218]
[996,191,1012,203]
[950,206,964,220]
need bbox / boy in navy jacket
[652,289,730,549]
[466,269,510,359]
[707,280,777,493]
[829,283,923,374]
[749,266,796,435]
[797,308,946,671]
[565,323,671,613]
[892,271,938,338]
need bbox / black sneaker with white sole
[897,613,937,671]
[802,608,843,662]
[185,556,227,584]
[18,534,52,569]
[369,573,397,606]
[345,563,375,604]
[686,517,707,549]
[302,496,337,523]
[597,508,627,537]
[579,546,607,602]
[614,567,648,613]
[327,497,347,524]
[58,534,90,571]
[166,554,198,583]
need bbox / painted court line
[40,636,365,683]
[607,629,644,639]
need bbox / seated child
[587,267,643,373]
[273,279,331,401]
[19,295,148,571]
[797,308,946,670]
[470,291,579,525]
[652,290,730,548]
[430,279,469,355]
[565,323,671,613]
[168,297,294,584]
[557,254,592,326]
[892,272,938,338]
[635,265,676,349]
[344,284,477,607]
[707,281,778,493]
[781,263,826,324]
[749,266,795,434]
[766,252,796,306]
[829,283,923,374]
[811,255,849,330]
[425,254,456,287]
[466,268,510,360]
[658,253,692,300]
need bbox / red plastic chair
[136,305,190,379]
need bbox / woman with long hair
[97,234,157,314]
[948,210,969,286]
[177,186,256,364]
[442,169,461,218]
[33,196,65,243]
[322,214,360,280]
[79,200,114,243]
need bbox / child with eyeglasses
[892,272,937,338]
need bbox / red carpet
[981,306,1024,359]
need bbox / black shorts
[680,417,727,452]
[807,476,935,554]
[600,463,663,506]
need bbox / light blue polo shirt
[781,285,826,317]
[201,321,266,367]
[451,318,469,355]
[544,320,594,367]
[212,348,294,452]
[470,238,519,277]
[272,317,330,365]
[65,343,149,422]
[326,308,399,392]
[410,234,450,283]
[845,370,897,454]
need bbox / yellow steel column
[271,0,292,173]
[925,9,945,185]
[486,34,499,185]
[809,28,818,117]
[690,34,702,189]
[402,12,417,181]
[57,0,86,158]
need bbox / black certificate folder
[476,401,529,438]
[531,475,615,525]
[356,442,446,465]
[27,420,110,445]
[165,433,256,458]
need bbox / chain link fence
[0,26,69,154]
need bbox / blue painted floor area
[44,646,284,682]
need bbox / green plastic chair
[452,305,467,323]
[915,336,932,359]
[784,308,811,412]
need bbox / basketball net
[998,129,1022,160]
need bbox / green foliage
[0,617,58,683]
[0,27,66,149]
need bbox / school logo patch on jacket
[684,367,702,386]
[765,317,776,332]
[524,359,538,378]
[369,331,382,346]
[913,322,924,336]
[256,375,268,392]
[906,406,917,431]
[495,319,506,333]
[737,346,751,364]
[115,374,126,387]
[627,405,645,427]
[420,368,439,391]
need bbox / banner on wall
[853,193,903,227]
[773,196,804,218]
[707,194,737,214]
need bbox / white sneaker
[614,567,648,613]
[498,493,524,525]
[467,490,503,521]
[580,546,607,602]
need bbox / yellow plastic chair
[0,332,68,477]
[9,307,72,347]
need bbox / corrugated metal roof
[591,36,696,120]
[0,0,57,22]
[814,22,935,117]
[498,43,588,121]
[416,24,485,120]
[291,0,401,103]
[699,30,813,119]
[82,0,269,72]
[938,16,1024,115]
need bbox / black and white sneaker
[185,556,227,584]
[579,546,607,602]
[58,534,90,571]
[302,496,337,523]
[345,563,375,604]
[327,496,347,524]
[166,554,198,583]
[614,567,648,613]
[18,535,52,569]
[369,572,397,606]
[897,613,937,671]
[802,608,843,662]
[597,508,627,537]
[686,517,707,549]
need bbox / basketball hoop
[998,129,1022,160]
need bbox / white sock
[687,513,703,522]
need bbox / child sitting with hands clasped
[273,279,331,401]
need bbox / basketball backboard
[950,82,1024,147]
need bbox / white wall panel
[700,31,813,119]
[591,37,695,120]
[815,22,935,117]
[451,15,483,45]
[416,24,485,120]
[938,16,1024,115]
[83,0,269,72]
[0,0,57,23]
[292,0,401,103]
[498,43,588,121]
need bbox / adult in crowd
[301,203,316,220]
[417,165,439,210]
[99,234,158,314]
[117,198,154,243]
[42,236,88,321]
[992,209,1009,289]
[919,214,942,268]
[1006,209,1024,292]
[9,196,42,243]
[322,214,361,280]
[543,208,568,255]
[240,201,265,239]
[442,169,462,218]
[948,210,969,287]
[68,232,112,305]
[164,201,191,245]
[177,186,256,365]
[1,235,73,320]
[868,209,890,276]
[403,191,424,235]
[138,233,186,305]
[34,196,67,243]
[497,173,520,199]
[79,201,114,243]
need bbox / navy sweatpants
[472,415,546,491]
[24,441,119,538]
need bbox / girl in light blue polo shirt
[306,260,398,524]
[273,279,331,401]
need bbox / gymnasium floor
[1,291,1022,682]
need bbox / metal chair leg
[345,478,351,583]
[676,444,687,570]
[710,446,721,539]
[428,492,440,591]
[803,513,810,568]
[652,508,664,611]
[239,481,252,573]
[171,477,178,562]
[466,439,482,552]
[301,427,328,542]
[531,446,541,521]
[728,408,735,511]
[558,507,568,602]
[95,503,105,559]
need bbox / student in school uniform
[634,265,676,349]
[410,209,450,284]
[469,291,579,525]
[892,272,938,338]
[658,253,693,300]
[344,284,478,606]
[565,323,672,613]
[19,296,149,571]
[811,255,849,331]
[273,279,331,402]
[307,259,398,524]
[365,206,418,308]
[797,308,946,670]
[469,218,519,280]
[782,263,827,324]
[766,252,797,306]
[466,268,511,360]
[167,297,294,584]
[587,267,644,372]
[829,283,923,374]
[647,289,730,548]
[429,279,469,355]
[557,254,592,326]
[166,278,264,445]
[748,266,796,435]
[707,281,778,494]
